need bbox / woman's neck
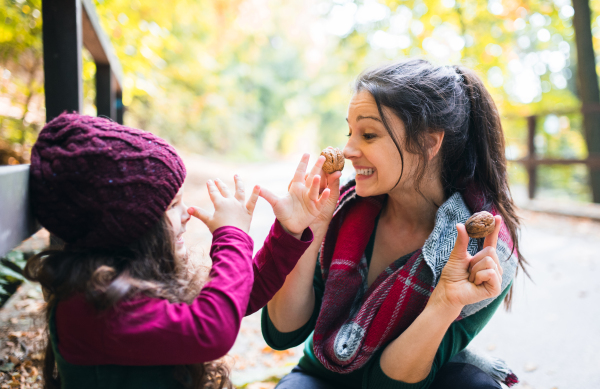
[382,176,446,234]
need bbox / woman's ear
[426,130,444,161]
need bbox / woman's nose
[343,139,360,160]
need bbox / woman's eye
[346,132,351,137]
[363,133,376,140]
[170,202,179,209]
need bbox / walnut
[465,211,496,239]
[320,147,345,174]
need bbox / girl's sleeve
[56,226,256,366]
[261,256,325,350]
[245,219,314,316]
[362,283,511,389]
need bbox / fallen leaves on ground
[260,346,295,362]
[0,285,46,388]
[244,383,277,389]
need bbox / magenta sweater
[55,221,313,366]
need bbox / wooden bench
[0,0,125,259]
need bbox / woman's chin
[355,183,373,198]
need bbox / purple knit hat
[30,113,186,248]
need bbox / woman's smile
[354,166,376,180]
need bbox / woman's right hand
[307,162,342,237]
[259,154,334,238]
[286,155,342,237]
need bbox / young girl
[25,113,333,389]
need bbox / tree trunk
[572,0,600,203]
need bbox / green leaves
[0,250,27,297]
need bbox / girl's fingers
[246,185,260,215]
[468,256,497,283]
[483,215,502,249]
[206,180,221,203]
[234,175,245,203]
[308,175,321,201]
[214,178,232,198]
[292,153,310,184]
[187,206,211,225]
[258,187,279,208]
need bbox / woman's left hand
[430,215,503,311]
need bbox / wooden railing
[0,0,124,257]
[43,0,124,123]
[509,108,600,200]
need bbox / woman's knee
[275,366,336,389]
[431,362,502,389]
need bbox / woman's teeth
[356,168,374,176]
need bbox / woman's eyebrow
[346,115,382,123]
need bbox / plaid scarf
[313,181,518,386]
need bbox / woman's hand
[311,171,342,237]
[430,215,504,312]
[187,175,260,234]
[295,155,342,237]
[259,153,333,239]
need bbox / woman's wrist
[277,221,303,240]
[309,218,332,238]
[427,286,464,320]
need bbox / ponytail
[456,66,529,307]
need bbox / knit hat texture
[30,113,186,248]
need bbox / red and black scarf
[313,182,517,380]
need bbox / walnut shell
[465,211,495,239]
[320,147,345,174]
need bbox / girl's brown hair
[24,215,231,389]
[355,59,528,307]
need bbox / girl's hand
[187,175,260,234]
[430,215,503,312]
[259,154,333,238]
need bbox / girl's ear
[426,130,444,161]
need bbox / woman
[262,60,524,388]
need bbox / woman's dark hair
[355,59,527,306]
[24,215,231,389]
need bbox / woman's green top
[262,221,510,389]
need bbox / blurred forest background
[0,0,598,201]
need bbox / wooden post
[572,0,600,203]
[116,90,124,124]
[42,0,83,121]
[527,115,537,200]
[95,63,116,120]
